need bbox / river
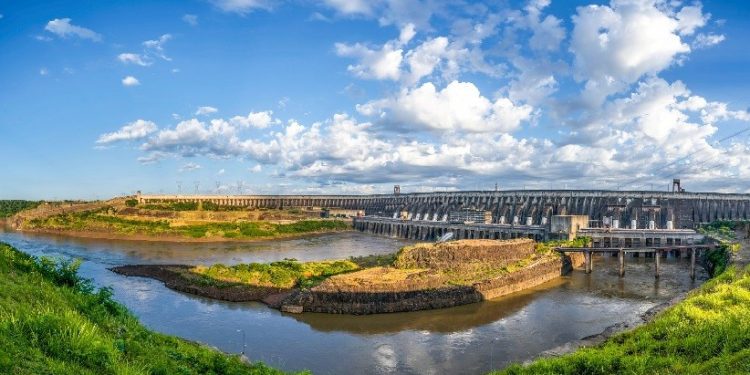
[0,230,705,374]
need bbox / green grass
[698,220,746,242]
[0,242,297,374]
[25,209,350,239]
[0,200,41,218]
[192,259,360,289]
[494,252,750,374]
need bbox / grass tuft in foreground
[494,262,750,375]
[0,242,298,374]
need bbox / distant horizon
[2,1,750,199]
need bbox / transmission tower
[194,181,200,195]
[176,181,182,194]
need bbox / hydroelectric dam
[137,190,750,227]
[137,189,750,242]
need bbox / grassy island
[0,242,293,374]
[116,238,587,315]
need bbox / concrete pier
[557,245,714,279]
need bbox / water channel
[0,229,705,374]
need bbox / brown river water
[0,229,706,374]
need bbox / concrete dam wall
[137,190,750,229]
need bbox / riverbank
[495,236,746,374]
[114,239,585,315]
[20,226,354,243]
[0,242,292,374]
[18,208,351,243]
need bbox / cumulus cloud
[117,53,151,66]
[570,0,700,104]
[195,106,219,116]
[143,34,172,61]
[335,41,404,81]
[122,76,140,86]
[693,33,725,49]
[96,120,157,144]
[322,0,374,15]
[182,14,198,26]
[39,68,48,76]
[44,18,101,41]
[676,4,709,36]
[524,0,565,52]
[97,0,750,192]
[230,111,280,128]
[210,0,274,14]
[179,162,201,172]
[357,81,534,134]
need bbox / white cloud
[210,0,274,14]
[524,0,565,52]
[217,168,226,175]
[230,111,279,128]
[96,120,157,144]
[117,53,151,66]
[676,4,709,36]
[357,81,534,134]
[39,68,48,76]
[44,18,102,41]
[570,0,699,104]
[182,14,198,26]
[179,162,201,172]
[122,76,140,86]
[249,165,262,173]
[143,34,172,61]
[322,0,374,15]
[335,41,403,81]
[195,106,219,116]
[693,33,725,49]
[142,118,247,158]
[404,37,449,84]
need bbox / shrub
[124,199,138,207]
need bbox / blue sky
[1,0,749,199]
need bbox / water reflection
[0,229,704,374]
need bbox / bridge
[137,190,750,229]
[555,244,718,279]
